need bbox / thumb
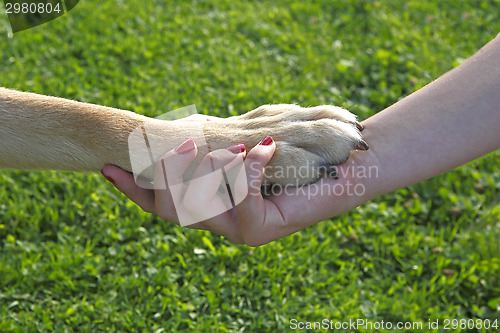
[232,136,275,211]
[240,136,275,198]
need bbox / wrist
[331,145,381,209]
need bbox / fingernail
[260,136,273,146]
[356,140,369,151]
[175,139,196,154]
[226,143,245,154]
[100,169,115,184]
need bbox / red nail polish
[260,136,273,146]
[175,139,196,154]
[226,143,245,154]
[101,169,115,184]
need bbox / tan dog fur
[0,87,367,186]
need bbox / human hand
[102,136,278,245]
[101,133,370,246]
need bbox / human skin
[103,34,500,246]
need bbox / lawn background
[0,0,499,331]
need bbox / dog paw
[203,104,368,186]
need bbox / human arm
[103,35,500,246]
[261,34,500,241]
[359,34,500,199]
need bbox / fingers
[103,136,285,247]
[240,136,275,199]
[154,139,246,232]
[234,137,282,245]
[101,165,156,213]
[184,141,263,239]
[183,144,245,209]
[176,137,278,245]
[153,139,198,224]
[180,144,246,233]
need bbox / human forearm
[359,36,500,200]
[280,35,500,224]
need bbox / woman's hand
[101,136,275,245]
[101,133,370,246]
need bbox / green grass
[1,0,499,331]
